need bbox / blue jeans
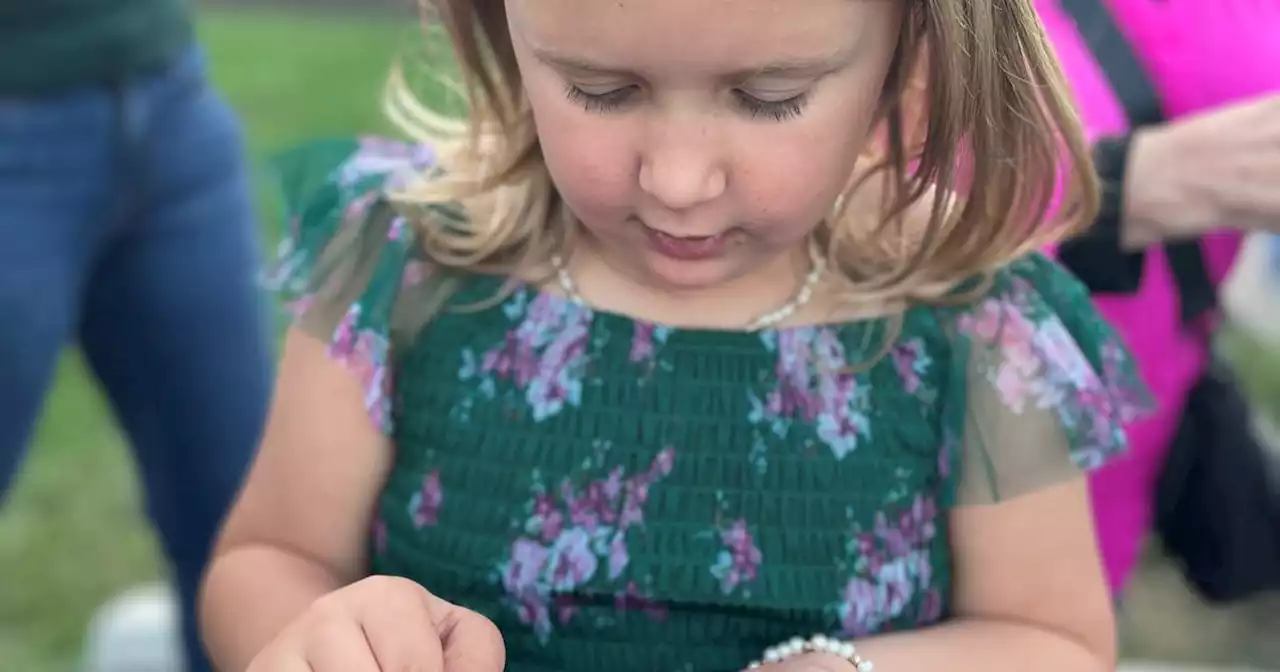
[0,46,271,672]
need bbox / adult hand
[244,575,505,672]
[1123,94,1280,246]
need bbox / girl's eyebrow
[531,44,859,81]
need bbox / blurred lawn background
[0,10,410,670]
[2,7,1280,672]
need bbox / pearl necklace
[549,242,827,332]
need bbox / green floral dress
[269,137,1152,672]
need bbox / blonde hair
[384,0,1098,314]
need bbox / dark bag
[1060,0,1280,603]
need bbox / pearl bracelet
[746,634,875,671]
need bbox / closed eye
[732,90,810,122]
[563,84,811,122]
[564,84,638,112]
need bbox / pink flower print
[765,328,823,421]
[553,594,579,626]
[876,557,915,616]
[618,449,673,528]
[955,301,1003,343]
[502,538,550,599]
[815,394,872,460]
[401,259,427,289]
[629,323,671,366]
[329,304,361,354]
[872,513,908,557]
[513,592,553,643]
[409,470,443,528]
[602,466,624,501]
[387,215,409,242]
[906,496,937,544]
[752,328,873,462]
[891,338,930,395]
[466,293,591,422]
[618,479,650,529]
[832,494,939,636]
[615,582,669,621]
[525,319,589,421]
[1034,318,1096,389]
[528,493,565,543]
[322,305,394,433]
[499,538,557,642]
[920,588,944,622]
[338,138,436,189]
[835,556,916,637]
[992,360,1036,413]
[607,532,630,580]
[710,519,763,595]
[350,331,392,426]
[562,479,610,533]
[838,577,879,638]
[496,448,676,641]
[481,333,529,383]
[910,548,934,589]
[546,528,600,591]
[340,191,378,226]
[631,323,656,363]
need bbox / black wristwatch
[1056,134,1147,294]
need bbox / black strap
[1058,0,1164,127]
[1057,0,1218,326]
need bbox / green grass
[0,10,410,671]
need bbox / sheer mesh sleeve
[941,254,1155,506]
[264,136,438,433]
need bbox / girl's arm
[199,329,394,672]
[772,255,1134,672]
[810,479,1115,671]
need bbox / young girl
[200,1,1151,670]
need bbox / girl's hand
[244,575,505,672]
[1125,94,1280,244]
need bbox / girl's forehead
[507,0,899,77]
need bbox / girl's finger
[354,579,447,672]
[419,591,506,672]
[303,617,384,672]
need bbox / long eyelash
[564,85,632,113]
[736,91,810,122]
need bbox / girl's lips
[642,225,735,261]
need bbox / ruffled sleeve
[264,136,438,433]
[938,253,1155,506]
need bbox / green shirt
[0,0,191,94]
[267,137,1153,672]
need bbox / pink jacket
[1038,0,1279,595]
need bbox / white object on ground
[81,582,185,672]
[1222,232,1280,346]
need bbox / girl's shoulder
[267,135,437,318]
[266,136,443,431]
[907,252,1154,506]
